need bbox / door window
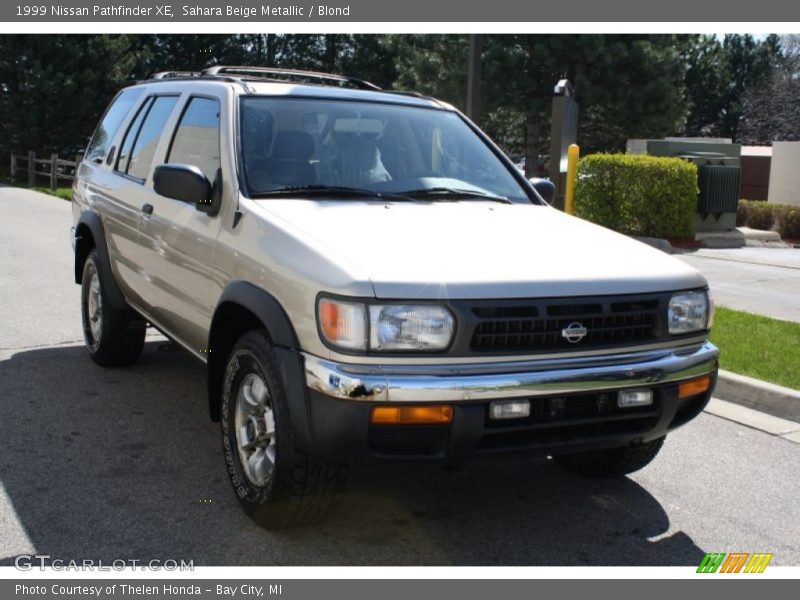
[116,95,179,181]
[167,97,221,184]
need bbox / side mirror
[529,177,555,204]
[154,164,211,207]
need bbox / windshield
[239,97,531,202]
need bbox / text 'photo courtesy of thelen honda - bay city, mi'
[71,66,718,529]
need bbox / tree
[393,35,689,174]
[6,33,790,180]
[571,36,688,153]
[683,34,782,140]
[738,35,800,143]
[780,33,800,70]
[269,34,397,88]
[720,34,781,140]
[682,35,730,136]
[0,35,148,161]
[0,34,400,169]
[391,35,470,106]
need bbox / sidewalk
[676,247,800,323]
[675,246,800,423]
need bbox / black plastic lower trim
[304,373,716,464]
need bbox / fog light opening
[618,388,654,408]
[489,400,531,420]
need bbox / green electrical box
[647,140,742,233]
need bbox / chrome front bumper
[304,342,719,403]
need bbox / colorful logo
[697,552,773,573]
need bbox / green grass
[710,306,800,390]
[2,178,73,201]
[31,186,72,201]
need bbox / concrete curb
[632,228,792,253]
[631,235,676,254]
[705,399,800,443]
[715,369,800,423]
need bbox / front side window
[85,88,143,163]
[239,97,530,202]
[116,95,179,181]
[167,97,221,184]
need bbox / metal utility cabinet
[647,140,742,233]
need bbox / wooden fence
[9,151,83,189]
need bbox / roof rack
[150,71,204,80]
[141,67,437,103]
[201,66,382,90]
[386,90,429,99]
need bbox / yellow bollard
[564,143,580,215]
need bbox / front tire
[554,437,665,477]
[221,330,346,529]
[80,249,145,367]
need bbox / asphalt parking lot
[1,185,799,566]
[677,247,800,322]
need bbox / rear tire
[554,437,665,477]
[221,330,346,529]
[80,249,146,367]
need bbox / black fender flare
[74,210,128,310]
[215,280,300,349]
[207,282,315,453]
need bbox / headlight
[668,290,710,334]
[317,297,455,352]
[369,305,454,351]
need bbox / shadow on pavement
[0,342,706,566]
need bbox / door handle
[141,203,154,215]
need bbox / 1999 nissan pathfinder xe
[71,66,718,528]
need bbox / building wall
[768,142,800,207]
[625,139,648,155]
[740,155,771,200]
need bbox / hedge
[738,199,800,239]
[575,154,698,239]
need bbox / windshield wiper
[249,185,412,202]
[399,187,513,204]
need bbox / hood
[253,199,706,299]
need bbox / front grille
[470,297,660,352]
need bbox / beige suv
[72,67,719,528]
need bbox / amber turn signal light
[678,375,712,400]
[371,405,454,425]
[319,300,339,341]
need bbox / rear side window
[116,97,152,174]
[116,95,179,181]
[167,97,221,183]
[85,88,143,163]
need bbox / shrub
[575,154,697,239]
[737,199,800,239]
[745,201,776,230]
[736,200,751,227]
[777,206,800,239]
